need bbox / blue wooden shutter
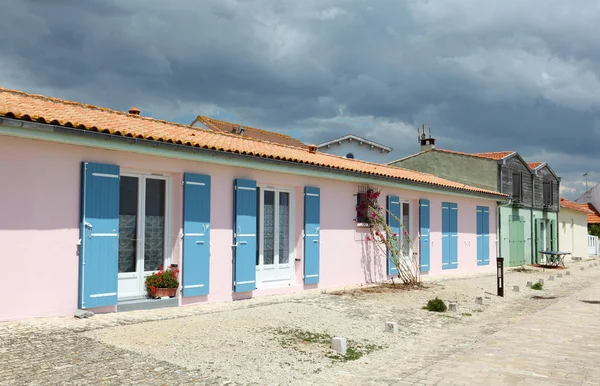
[482,206,490,265]
[476,206,483,266]
[386,195,401,276]
[304,187,320,284]
[79,162,120,309]
[182,173,211,297]
[441,203,450,270]
[233,179,257,292]
[450,203,458,268]
[419,199,430,272]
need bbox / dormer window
[346,153,355,159]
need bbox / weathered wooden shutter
[304,187,320,284]
[182,173,211,297]
[419,199,430,272]
[233,179,257,292]
[386,195,400,276]
[79,162,120,309]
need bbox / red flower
[371,212,377,219]
[157,271,163,276]
[366,235,372,241]
[375,231,379,236]
[404,230,408,235]
[158,265,163,271]
[393,232,397,237]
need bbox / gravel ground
[68,257,600,386]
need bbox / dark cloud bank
[1,0,599,198]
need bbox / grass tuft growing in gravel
[531,282,543,290]
[272,328,383,362]
[422,297,447,312]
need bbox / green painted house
[390,132,560,267]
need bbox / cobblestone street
[395,280,600,385]
[1,261,599,385]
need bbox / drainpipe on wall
[531,172,535,264]
[557,178,561,251]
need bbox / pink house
[0,87,507,321]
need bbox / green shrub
[532,282,543,290]
[423,297,447,312]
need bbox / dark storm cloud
[1,0,599,198]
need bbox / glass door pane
[144,178,166,272]
[119,176,139,273]
[263,190,275,265]
[278,192,290,264]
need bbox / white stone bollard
[526,281,533,288]
[475,296,485,305]
[513,285,520,292]
[384,322,398,334]
[549,276,555,281]
[331,337,347,355]
[448,302,459,313]
[566,271,571,275]
[538,279,545,286]
[557,273,563,278]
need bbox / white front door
[118,173,169,298]
[257,187,294,287]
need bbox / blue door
[182,173,211,297]
[386,195,401,276]
[233,179,257,292]
[477,206,490,266]
[304,187,320,284]
[419,199,430,272]
[79,162,120,309]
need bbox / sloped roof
[317,134,392,152]
[528,162,543,169]
[560,198,593,214]
[0,87,507,198]
[584,203,600,224]
[389,148,497,164]
[192,115,308,149]
[471,151,515,160]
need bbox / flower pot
[149,287,177,299]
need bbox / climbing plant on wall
[359,187,420,285]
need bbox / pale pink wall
[0,136,497,321]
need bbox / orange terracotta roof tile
[0,87,507,198]
[471,151,515,160]
[584,203,600,224]
[193,115,308,149]
[528,162,543,169]
[560,198,593,214]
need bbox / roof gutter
[0,117,507,201]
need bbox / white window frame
[400,200,413,259]
[256,184,296,288]
[117,171,172,298]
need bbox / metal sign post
[497,257,504,297]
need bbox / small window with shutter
[543,181,553,206]
[512,173,522,201]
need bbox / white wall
[558,208,589,259]
[318,141,395,164]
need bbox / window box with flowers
[145,265,180,299]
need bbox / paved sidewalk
[395,281,600,385]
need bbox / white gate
[588,235,598,256]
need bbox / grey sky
[1,0,599,199]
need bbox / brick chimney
[418,124,435,151]
[308,144,318,154]
[128,107,140,115]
